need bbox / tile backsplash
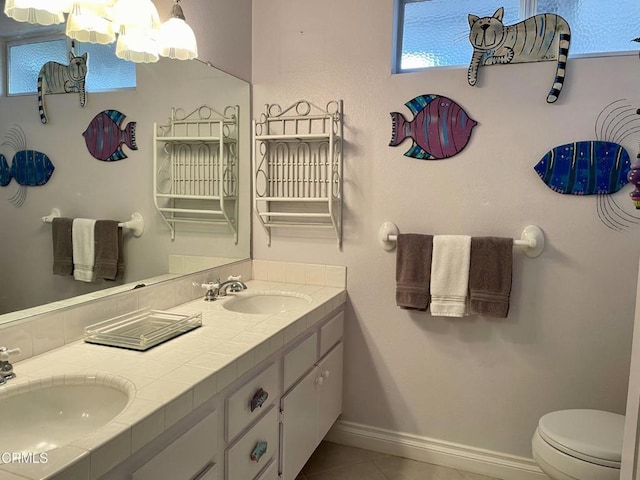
[0,260,346,364]
[252,260,347,288]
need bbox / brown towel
[115,226,125,280]
[52,217,73,275]
[469,237,512,318]
[94,220,120,280]
[395,234,433,311]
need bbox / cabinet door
[317,342,343,440]
[132,410,218,480]
[280,367,319,480]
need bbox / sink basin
[223,291,312,314]
[0,374,134,454]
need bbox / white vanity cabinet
[109,409,220,480]
[280,312,344,480]
[102,306,344,480]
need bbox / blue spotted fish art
[0,125,54,208]
[82,109,137,162]
[389,95,478,160]
[534,99,640,231]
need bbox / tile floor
[295,441,501,480]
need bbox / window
[7,36,136,96]
[394,0,640,73]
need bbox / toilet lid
[538,409,624,468]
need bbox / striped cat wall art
[467,7,571,104]
[37,52,88,124]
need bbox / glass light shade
[3,0,72,25]
[112,0,160,32]
[116,30,159,63]
[112,0,161,63]
[66,2,115,45]
[159,18,198,60]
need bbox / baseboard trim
[325,420,549,480]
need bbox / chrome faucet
[0,347,21,385]
[218,276,248,297]
[196,275,247,301]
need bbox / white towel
[430,235,471,317]
[72,218,96,282]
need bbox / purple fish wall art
[82,109,137,161]
[0,125,54,207]
[389,95,477,160]
[533,99,640,231]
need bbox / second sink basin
[0,374,135,454]
[223,291,312,314]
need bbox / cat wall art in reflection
[37,52,88,124]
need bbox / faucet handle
[227,275,242,282]
[0,347,20,361]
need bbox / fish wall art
[467,7,571,103]
[533,100,640,231]
[628,140,640,209]
[389,94,477,160]
[83,109,137,161]
[38,52,88,124]
[0,125,55,207]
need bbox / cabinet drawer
[133,410,218,480]
[194,462,219,480]
[226,406,279,480]
[226,362,278,441]
[320,311,343,357]
[255,458,278,480]
[283,332,317,391]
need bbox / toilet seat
[537,409,624,468]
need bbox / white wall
[252,0,640,460]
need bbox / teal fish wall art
[0,125,55,208]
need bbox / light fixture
[3,0,72,26]
[158,0,198,60]
[66,1,115,45]
[3,0,199,63]
[113,0,161,63]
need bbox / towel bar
[378,222,545,258]
[42,209,145,238]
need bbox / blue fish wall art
[389,94,477,160]
[534,99,640,231]
[83,109,137,161]
[0,125,54,207]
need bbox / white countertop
[0,280,346,480]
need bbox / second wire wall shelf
[253,99,344,248]
[153,105,239,242]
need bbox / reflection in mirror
[0,14,251,325]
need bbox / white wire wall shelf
[253,100,344,248]
[153,105,239,242]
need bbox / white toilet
[531,409,624,480]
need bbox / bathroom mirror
[0,10,251,324]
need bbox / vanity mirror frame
[0,7,253,328]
